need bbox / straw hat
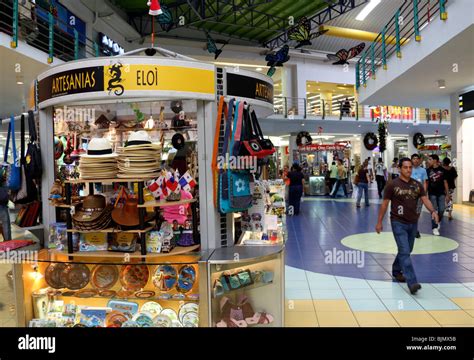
[112,198,154,228]
[81,138,118,158]
[72,195,113,230]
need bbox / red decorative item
[147,0,163,16]
[0,240,35,252]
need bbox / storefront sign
[37,59,215,108]
[99,33,125,56]
[299,144,346,152]
[459,90,474,113]
[371,106,414,121]
[226,73,274,104]
[38,67,104,103]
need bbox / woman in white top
[390,157,400,180]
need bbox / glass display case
[308,176,327,195]
[14,249,209,327]
[208,245,284,327]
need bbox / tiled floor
[284,192,474,327]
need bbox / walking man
[375,158,387,198]
[411,153,428,238]
[376,158,439,294]
[331,159,348,198]
[427,154,449,236]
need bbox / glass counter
[207,245,284,327]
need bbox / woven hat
[72,195,113,230]
[111,198,154,228]
[81,138,118,158]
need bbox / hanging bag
[228,101,253,211]
[218,98,236,213]
[3,116,21,191]
[239,108,275,158]
[212,96,227,207]
[11,114,31,203]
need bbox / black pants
[376,175,386,198]
[333,179,348,197]
[329,178,336,193]
[288,185,303,215]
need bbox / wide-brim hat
[72,195,114,230]
[81,138,118,158]
[112,199,154,228]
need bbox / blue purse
[218,100,253,214]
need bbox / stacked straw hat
[117,131,162,179]
[79,138,118,179]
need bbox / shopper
[331,159,348,198]
[329,161,338,193]
[356,160,369,208]
[341,98,351,116]
[287,163,305,215]
[0,186,11,241]
[427,154,449,235]
[410,153,428,238]
[367,157,374,183]
[390,157,400,180]
[375,158,387,198]
[442,157,458,220]
[376,158,439,294]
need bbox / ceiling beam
[263,0,369,49]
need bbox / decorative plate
[60,264,90,290]
[178,303,199,324]
[116,290,134,298]
[121,320,139,328]
[186,294,199,301]
[106,311,129,328]
[99,290,117,298]
[181,311,199,328]
[158,293,172,300]
[176,265,196,293]
[132,312,154,327]
[61,291,76,297]
[153,314,172,328]
[120,265,149,291]
[91,265,119,290]
[152,265,177,291]
[160,308,179,322]
[75,289,98,298]
[171,320,183,327]
[135,290,155,299]
[45,263,67,289]
[140,302,163,317]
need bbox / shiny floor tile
[435,287,474,298]
[381,298,424,311]
[390,311,440,327]
[347,299,387,311]
[353,311,399,327]
[428,311,474,326]
[284,311,319,327]
[317,311,359,327]
[415,298,461,311]
[284,300,316,312]
[312,299,351,312]
[310,289,345,299]
[285,289,312,300]
[450,297,474,310]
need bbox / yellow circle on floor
[341,232,459,255]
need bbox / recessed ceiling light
[16,81,24,85]
[437,79,446,89]
[318,88,321,91]
[256,67,263,71]
[301,123,305,126]
[356,0,381,21]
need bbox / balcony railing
[356,0,448,90]
[272,96,450,123]
[0,0,100,63]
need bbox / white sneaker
[433,228,440,236]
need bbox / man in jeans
[376,158,438,294]
[427,154,449,236]
[330,159,348,198]
[411,153,428,239]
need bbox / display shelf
[52,292,200,302]
[212,281,273,299]
[49,245,200,259]
[137,198,197,208]
[65,178,153,184]
[66,226,154,234]
[12,224,44,231]
[52,203,82,208]
[92,126,197,133]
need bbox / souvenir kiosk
[11,50,285,328]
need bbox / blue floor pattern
[285,193,474,285]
